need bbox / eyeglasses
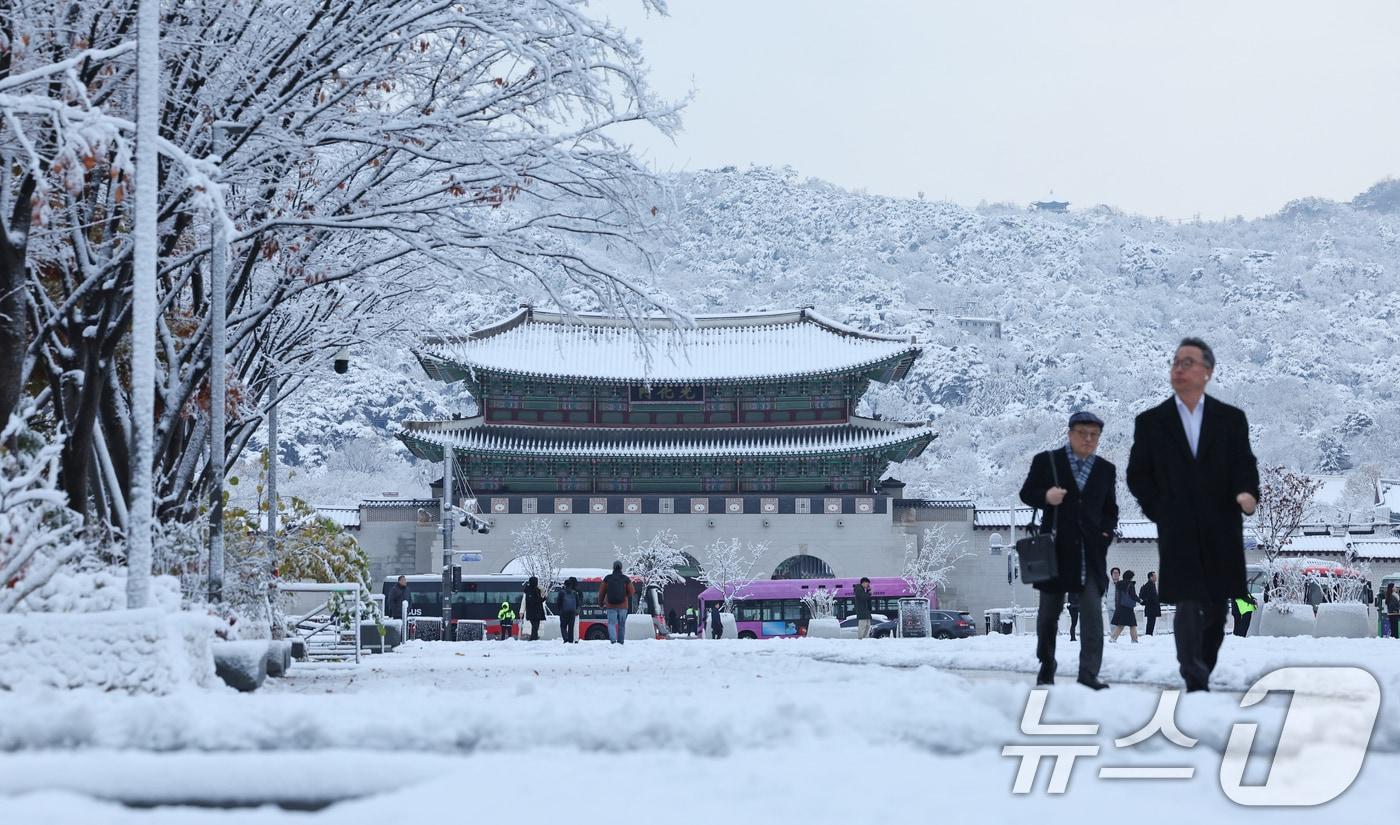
[1069,429,1101,439]
[1171,357,1207,371]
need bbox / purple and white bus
[698,577,935,639]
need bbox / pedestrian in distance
[854,577,874,639]
[1304,578,1324,616]
[497,600,516,641]
[599,561,635,644]
[523,576,546,641]
[1385,583,1400,640]
[387,575,408,620]
[1105,566,1121,621]
[1127,337,1260,693]
[1140,571,1161,635]
[709,603,724,639]
[1019,410,1119,690]
[1231,593,1256,637]
[1361,580,1373,609]
[1066,591,1080,642]
[685,606,698,636]
[1109,570,1140,643]
[556,576,582,643]
[667,608,679,635]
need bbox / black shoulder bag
[1017,451,1061,585]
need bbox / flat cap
[1068,411,1105,429]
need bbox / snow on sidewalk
[0,634,1395,821]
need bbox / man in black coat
[1140,571,1161,635]
[1127,338,1260,692]
[1019,411,1119,690]
[387,575,408,620]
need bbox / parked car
[836,614,890,638]
[872,609,977,639]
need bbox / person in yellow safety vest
[497,601,516,641]
[1231,595,1256,638]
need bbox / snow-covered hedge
[0,608,220,693]
[17,570,182,614]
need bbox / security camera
[332,346,350,374]
[458,511,490,534]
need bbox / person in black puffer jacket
[523,576,547,641]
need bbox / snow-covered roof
[417,307,920,384]
[895,498,976,509]
[971,509,1158,541]
[972,507,1038,529]
[1308,474,1349,506]
[1379,478,1400,517]
[314,505,360,529]
[398,416,935,461]
[1116,520,1157,542]
[361,498,438,509]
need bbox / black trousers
[560,613,576,643]
[1145,614,1157,635]
[1388,614,1399,639]
[499,621,512,640]
[1173,599,1228,691]
[1067,606,1079,641]
[528,619,540,641]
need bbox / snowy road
[2,634,1396,823]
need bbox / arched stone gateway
[772,555,834,580]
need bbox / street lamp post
[208,120,248,604]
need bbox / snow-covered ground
[2,633,1396,823]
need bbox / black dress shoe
[1077,677,1110,690]
[1036,665,1055,686]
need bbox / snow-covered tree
[511,519,569,593]
[902,524,972,602]
[698,537,767,612]
[2,0,681,534]
[618,528,690,603]
[1251,465,1322,573]
[0,412,86,613]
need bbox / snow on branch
[618,527,690,595]
[902,524,972,602]
[510,518,568,592]
[698,537,766,613]
[0,411,86,613]
[1251,465,1322,569]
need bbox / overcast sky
[598,0,1400,219]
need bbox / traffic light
[451,565,461,586]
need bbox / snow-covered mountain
[267,168,1400,508]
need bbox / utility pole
[207,120,247,604]
[266,371,278,563]
[441,448,454,641]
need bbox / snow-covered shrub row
[0,608,220,693]
[0,412,87,613]
[18,570,181,614]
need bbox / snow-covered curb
[0,609,221,694]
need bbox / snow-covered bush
[0,608,219,693]
[0,412,86,613]
[222,495,377,638]
[801,586,838,621]
[698,537,767,612]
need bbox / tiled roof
[972,507,1038,529]
[398,416,935,461]
[314,505,361,529]
[894,498,976,509]
[417,307,919,383]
